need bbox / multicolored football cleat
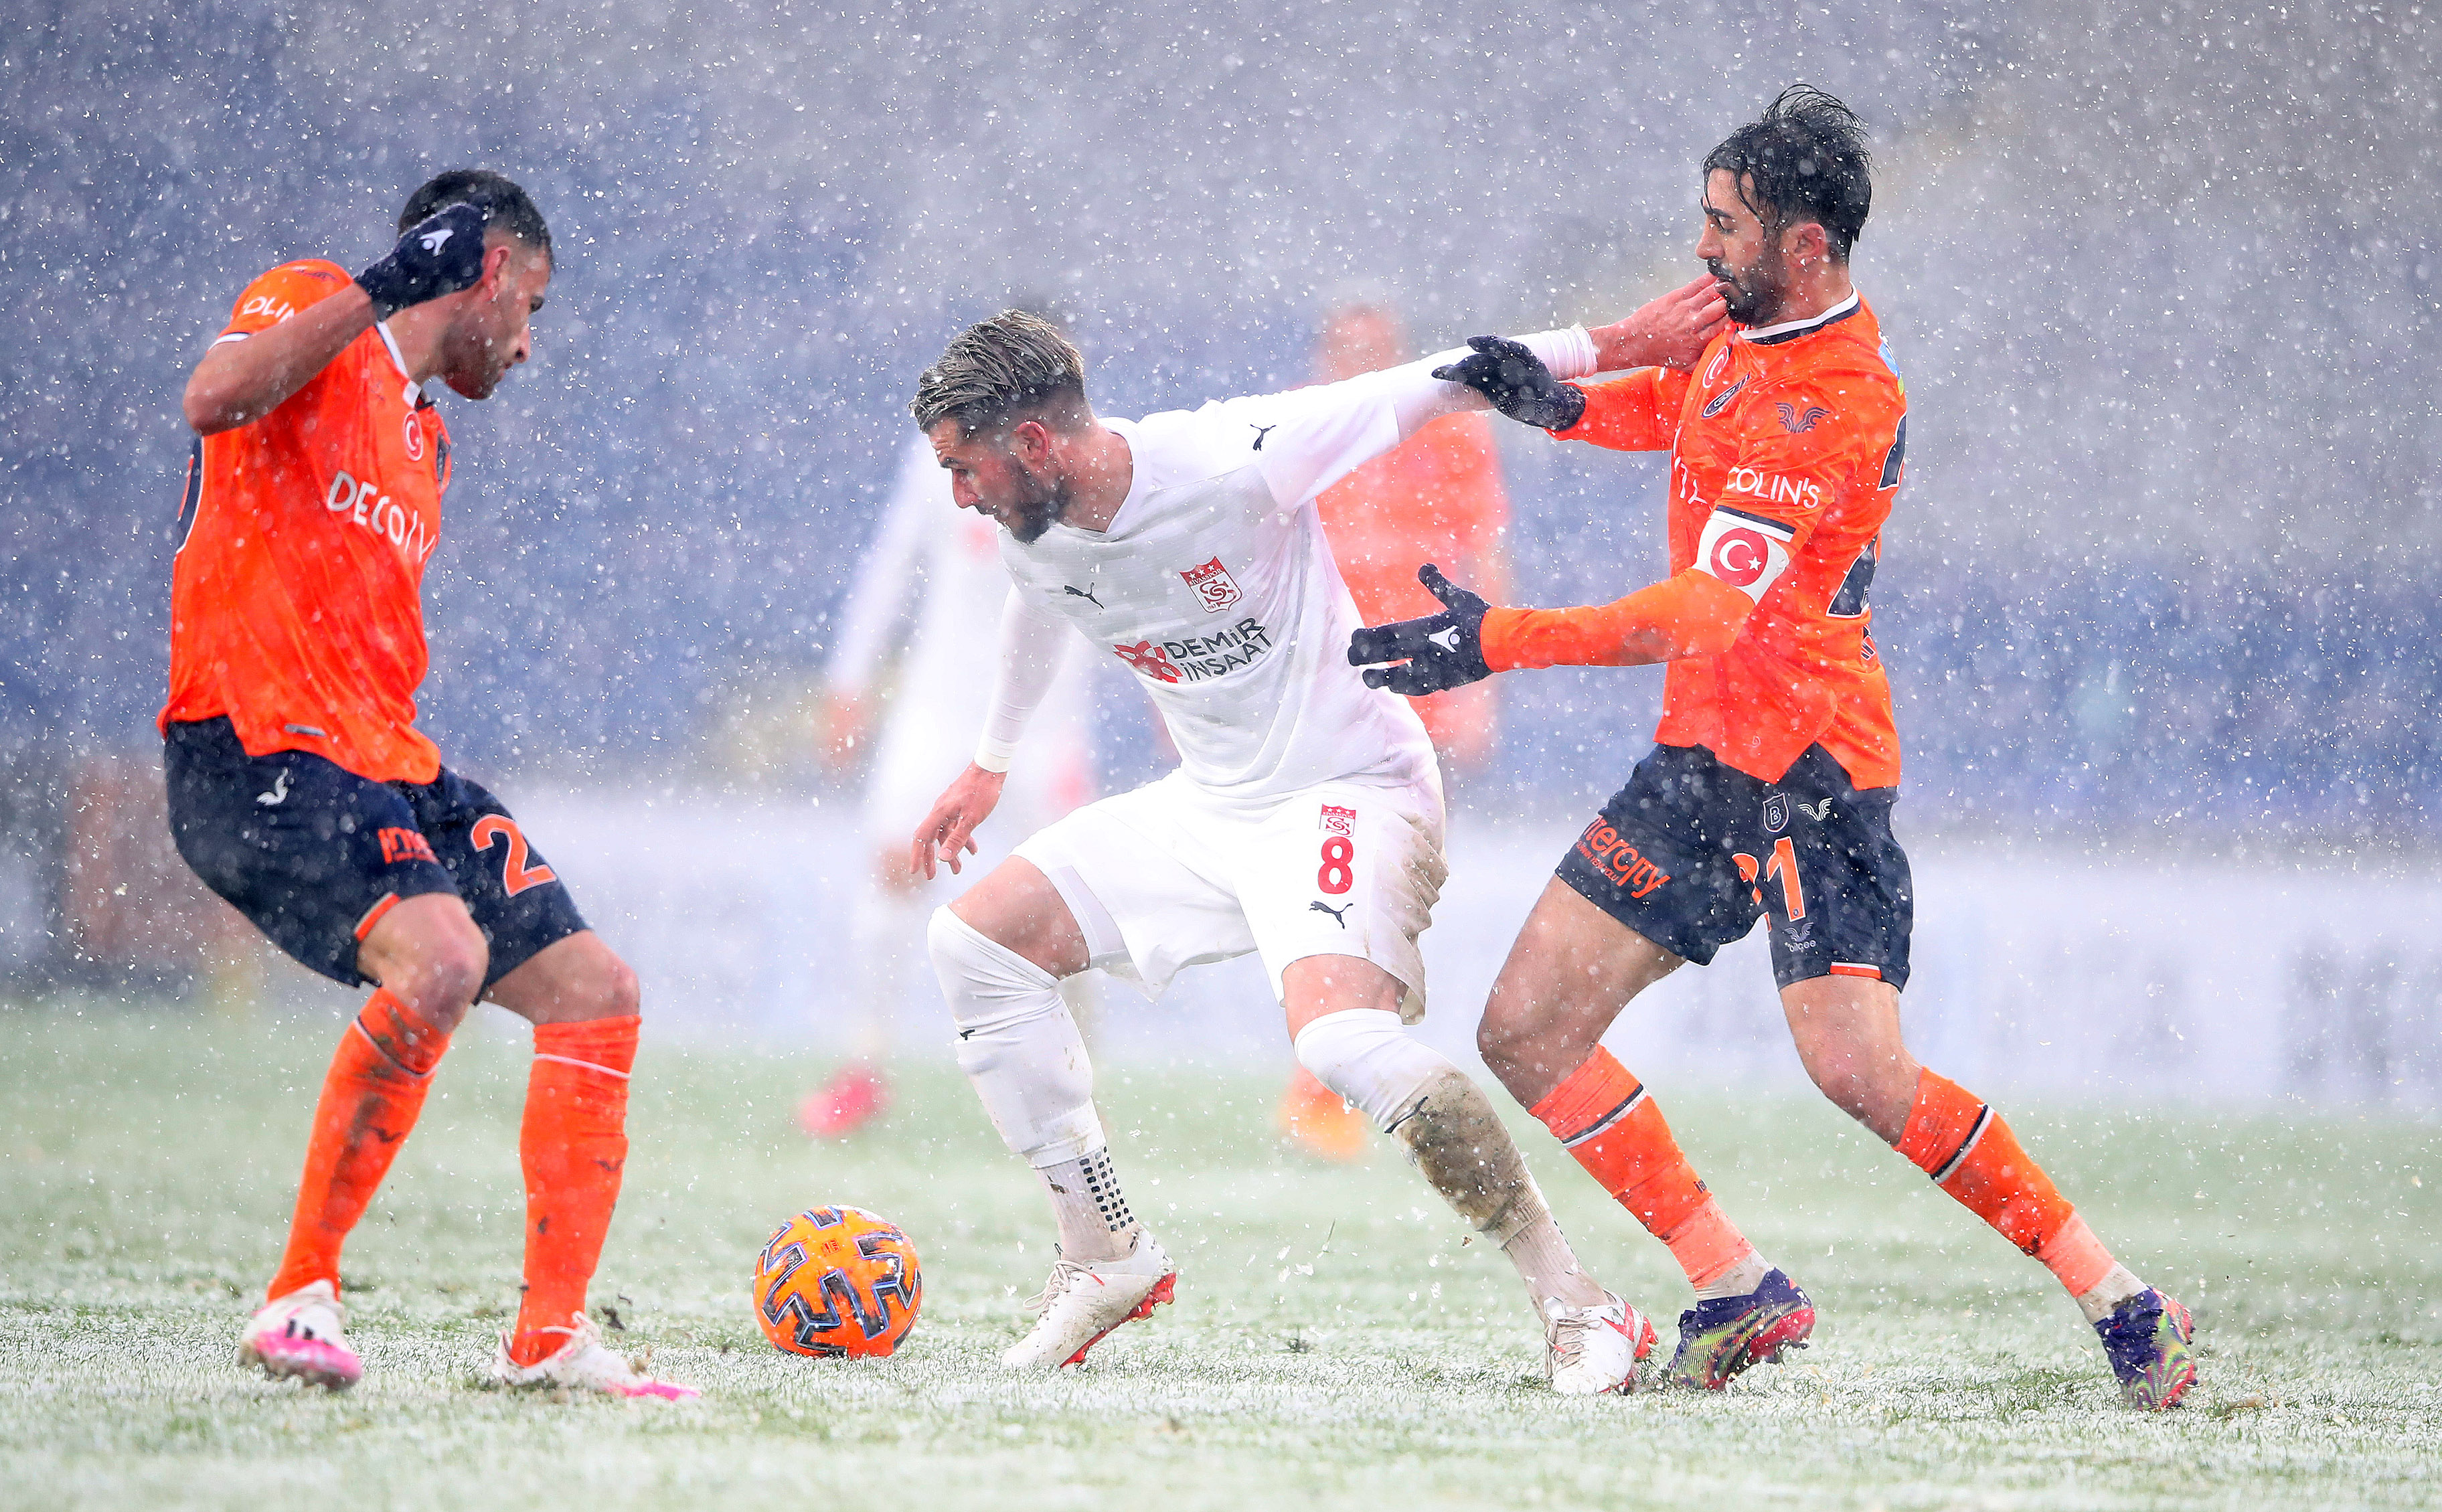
[1542,1291,1658,1396]
[2095,1288,2196,1409]
[237,1278,363,1391]
[1002,1231,1177,1369]
[1663,1267,1816,1390]
[1277,1067,1370,1163]
[490,1313,700,1400]
[797,1063,889,1139]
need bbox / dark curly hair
[1703,86,1872,261]
[398,169,552,262]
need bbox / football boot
[491,1312,700,1400]
[1663,1267,1816,1390]
[1277,1068,1370,1163]
[237,1278,363,1392]
[2095,1288,2196,1410]
[798,1062,889,1139]
[1542,1291,1657,1396]
[1002,1230,1177,1369]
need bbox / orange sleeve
[217,259,354,339]
[1550,367,1692,453]
[1479,569,1752,671]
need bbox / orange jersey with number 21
[161,260,453,784]
[1556,295,1906,788]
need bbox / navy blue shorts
[163,717,588,989]
[1554,742,1913,991]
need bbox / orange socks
[1530,1047,1757,1289]
[268,990,451,1300]
[508,1016,639,1366]
[1896,1068,2116,1296]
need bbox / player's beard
[1708,250,1791,327]
[1001,456,1068,544]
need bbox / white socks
[2074,1264,2148,1325]
[1291,1008,1447,1130]
[1505,1213,1609,1313]
[1693,1248,1773,1301]
[1039,1146,1138,1264]
[929,908,1104,1167]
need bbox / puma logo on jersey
[1063,584,1104,608]
[1775,401,1833,433]
[419,226,455,254]
[1249,423,1278,450]
[1797,798,1834,822]
[1309,901,1352,927]
[256,770,290,807]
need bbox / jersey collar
[1740,290,1862,347]
[373,320,424,406]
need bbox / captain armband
[1692,507,1797,604]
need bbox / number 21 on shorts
[1317,803,1359,896]
[471,814,558,898]
[1733,837,1806,920]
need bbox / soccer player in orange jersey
[1352,88,2196,1408]
[1283,295,1516,1160]
[163,170,691,1400]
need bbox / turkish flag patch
[1694,506,1796,602]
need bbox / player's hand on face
[355,203,488,320]
[910,764,1007,881]
[1431,336,1588,432]
[1347,564,1497,696]
[1593,276,1732,371]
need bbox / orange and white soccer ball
[752,1205,922,1357]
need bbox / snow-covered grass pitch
[3,1007,2437,1510]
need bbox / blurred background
[3,0,2435,1105]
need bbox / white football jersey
[989,339,1591,802]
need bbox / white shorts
[1012,770,1447,1021]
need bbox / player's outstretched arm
[182,203,487,435]
[1350,563,1756,688]
[1434,278,1728,442]
[910,764,1007,881]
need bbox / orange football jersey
[161,260,452,784]
[1557,294,1906,788]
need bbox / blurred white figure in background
[806,431,1099,1137]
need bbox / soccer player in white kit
[909,301,1725,1389]
[801,432,1098,1137]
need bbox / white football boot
[1001,1231,1178,1369]
[1542,1291,1658,1396]
[489,1312,700,1400]
[238,1278,363,1391]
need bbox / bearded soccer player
[907,297,1714,1391]
[1352,88,2196,1408]
[165,170,692,1400]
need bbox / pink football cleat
[492,1313,700,1400]
[798,1063,889,1139]
[238,1278,363,1391]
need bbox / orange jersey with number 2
[1555,295,1906,788]
[161,260,453,784]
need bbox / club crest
[1763,794,1790,834]
[1179,557,1242,614]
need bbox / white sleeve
[1244,326,1599,510]
[973,590,1068,774]
[823,439,937,691]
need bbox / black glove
[1348,564,1495,696]
[355,203,487,320]
[1431,335,1586,431]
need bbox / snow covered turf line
[3,1007,2437,1509]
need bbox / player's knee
[394,926,487,1024]
[1475,1011,1531,1083]
[1295,1007,1451,1132]
[594,951,642,1020]
[929,907,1059,1021]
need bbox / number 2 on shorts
[471,814,558,898]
